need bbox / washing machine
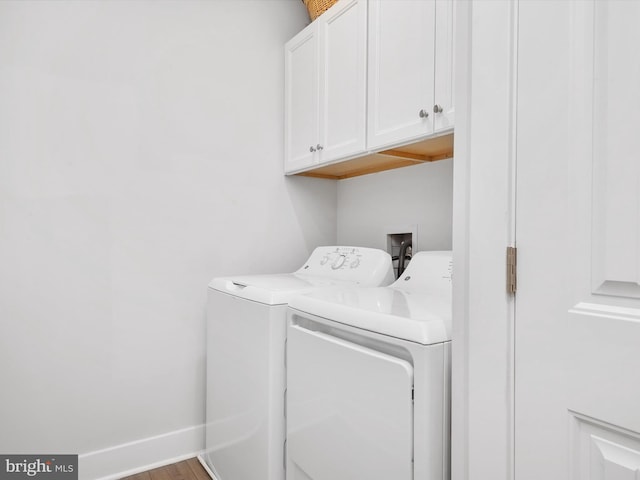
[199,246,394,480]
[285,251,453,480]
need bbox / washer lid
[207,246,394,306]
[288,251,453,344]
[209,273,354,306]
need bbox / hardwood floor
[120,458,210,480]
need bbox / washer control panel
[297,246,394,286]
[331,254,346,270]
[317,247,363,271]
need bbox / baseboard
[196,455,218,480]
[79,424,204,480]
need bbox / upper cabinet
[285,0,455,178]
[368,0,455,150]
[284,0,367,174]
[367,0,435,150]
[285,26,319,173]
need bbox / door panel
[590,0,640,297]
[566,0,640,440]
[571,414,640,480]
[515,1,640,479]
[568,305,640,434]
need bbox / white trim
[506,2,519,479]
[450,0,471,478]
[451,1,517,479]
[570,302,640,324]
[196,455,218,480]
[79,424,204,480]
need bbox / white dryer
[285,251,453,480]
[200,246,394,480]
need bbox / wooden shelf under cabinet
[295,132,454,180]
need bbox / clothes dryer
[200,246,394,480]
[285,251,453,480]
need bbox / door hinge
[506,246,517,295]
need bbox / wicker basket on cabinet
[303,0,339,21]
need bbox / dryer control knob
[350,258,360,269]
[331,255,346,270]
[320,256,329,265]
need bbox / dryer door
[286,324,414,480]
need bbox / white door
[318,0,366,163]
[515,1,640,478]
[367,0,435,150]
[284,25,318,173]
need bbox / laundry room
[2,1,639,480]
[0,0,454,476]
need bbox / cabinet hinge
[506,246,517,295]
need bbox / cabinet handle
[309,146,316,152]
[419,109,429,118]
[316,144,323,151]
[433,104,444,114]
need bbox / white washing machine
[285,251,453,480]
[200,246,394,480]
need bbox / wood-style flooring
[120,458,210,480]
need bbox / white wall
[337,160,453,254]
[0,1,336,477]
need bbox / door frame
[451,1,518,479]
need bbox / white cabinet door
[287,325,414,480]
[434,0,455,132]
[285,0,366,174]
[367,0,436,151]
[285,26,319,173]
[319,0,367,162]
[515,1,640,479]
